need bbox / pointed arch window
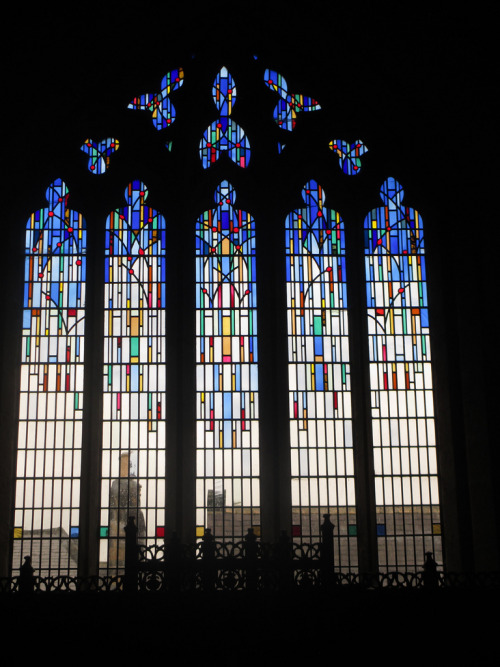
[195,181,260,538]
[286,181,356,567]
[7,62,450,579]
[13,180,86,575]
[365,178,442,569]
[100,181,166,573]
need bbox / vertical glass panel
[286,181,356,568]
[365,177,442,570]
[100,181,166,573]
[195,181,260,538]
[13,179,86,575]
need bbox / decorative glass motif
[365,177,441,569]
[329,139,368,175]
[264,69,321,132]
[80,138,119,174]
[13,179,86,575]
[199,67,251,169]
[195,181,260,538]
[286,181,356,567]
[128,68,184,130]
[100,181,166,572]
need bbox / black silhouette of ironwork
[4,516,499,594]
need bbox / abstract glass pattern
[101,181,166,572]
[329,139,368,175]
[199,67,251,169]
[365,177,441,569]
[264,69,321,132]
[286,181,356,567]
[14,179,86,575]
[195,181,260,538]
[80,138,119,174]
[128,68,184,130]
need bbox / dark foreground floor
[1,587,497,664]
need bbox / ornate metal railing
[3,516,499,593]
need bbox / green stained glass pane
[130,337,139,357]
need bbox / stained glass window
[264,69,321,131]
[365,177,442,569]
[195,181,260,538]
[199,67,251,169]
[80,138,119,174]
[128,68,184,130]
[329,139,368,175]
[13,179,86,575]
[286,181,356,567]
[9,60,452,578]
[100,181,166,572]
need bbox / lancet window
[101,181,167,573]
[365,177,442,568]
[14,180,86,575]
[195,181,260,538]
[286,181,356,568]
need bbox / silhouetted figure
[19,555,35,593]
[200,528,216,590]
[320,514,335,564]
[320,514,336,586]
[423,551,439,588]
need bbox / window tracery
[11,59,443,576]
[199,67,251,169]
[81,138,119,174]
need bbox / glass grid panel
[13,180,86,575]
[364,177,442,570]
[286,181,357,568]
[100,181,166,573]
[195,181,260,539]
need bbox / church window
[365,177,442,569]
[127,68,184,130]
[8,60,446,578]
[286,181,356,568]
[195,181,260,538]
[100,181,167,573]
[13,180,86,575]
[199,67,251,169]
